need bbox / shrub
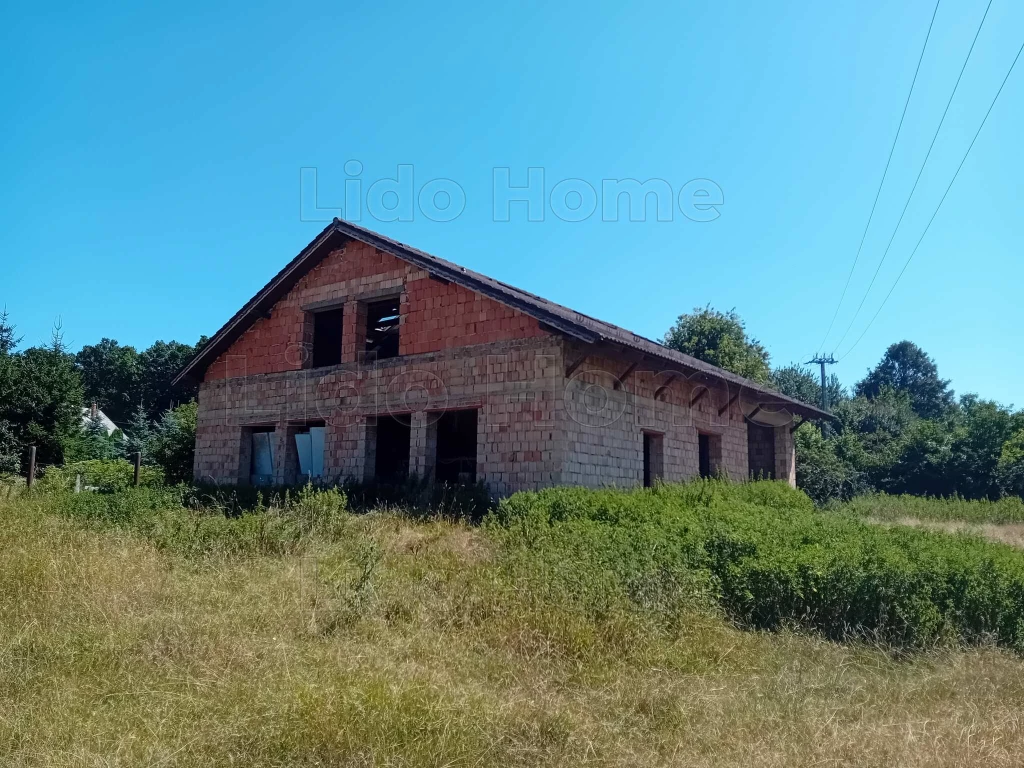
[39,458,165,493]
[341,475,494,521]
[44,483,350,558]
[188,476,491,522]
[492,481,1024,651]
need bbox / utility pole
[807,355,836,436]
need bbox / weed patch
[493,481,1024,651]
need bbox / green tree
[65,414,122,463]
[831,388,918,493]
[139,340,200,419]
[0,420,19,476]
[997,429,1024,498]
[149,401,197,484]
[856,341,954,419]
[0,308,21,355]
[886,419,955,497]
[663,306,771,384]
[0,310,21,434]
[946,396,1020,500]
[772,363,845,408]
[793,424,865,504]
[121,404,155,464]
[75,338,141,425]
[1,324,84,468]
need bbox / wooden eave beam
[613,361,639,390]
[690,387,709,408]
[565,349,588,378]
[654,373,677,400]
[718,392,739,416]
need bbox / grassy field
[4,483,1024,766]
[843,492,1024,525]
[844,492,1024,548]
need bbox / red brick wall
[400,276,545,356]
[204,239,546,381]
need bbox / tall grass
[5,482,1024,765]
[27,483,349,557]
[843,492,1024,524]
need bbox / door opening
[374,414,411,482]
[435,410,478,484]
[643,432,663,487]
[697,432,722,479]
[747,422,776,480]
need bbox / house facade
[174,220,829,496]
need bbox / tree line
[664,307,1024,504]
[0,309,204,483]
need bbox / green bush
[188,475,491,522]
[45,483,349,558]
[39,458,165,493]
[342,475,494,521]
[492,481,1024,651]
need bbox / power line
[829,0,993,353]
[837,35,1024,361]
[815,0,942,353]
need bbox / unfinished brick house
[174,219,829,496]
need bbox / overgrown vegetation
[31,482,349,558]
[494,482,1024,651]
[843,492,1024,525]
[40,458,165,492]
[6,480,1024,765]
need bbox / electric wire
[837,35,1024,360]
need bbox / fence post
[133,452,142,487]
[26,446,36,490]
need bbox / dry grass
[872,516,1024,550]
[4,496,1024,766]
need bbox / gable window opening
[294,423,326,482]
[311,308,344,368]
[366,297,400,360]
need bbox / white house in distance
[82,403,120,436]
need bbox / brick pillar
[410,410,437,481]
[341,300,366,364]
[775,426,797,487]
[273,423,302,486]
[270,423,290,483]
[360,415,377,482]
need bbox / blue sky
[2,0,1021,405]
